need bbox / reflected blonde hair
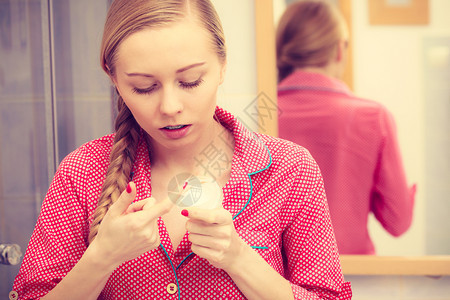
[88,0,226,243]
[276,0,348,82]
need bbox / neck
[298,55,345,80]
[299,64,339,79]
[147,119,235,178]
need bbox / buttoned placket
[159,243,181,299]
[154,157,254,300]
[158,218,202,299]
[129,143,182,299]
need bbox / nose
[159,85,182,116]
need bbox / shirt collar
[214,106,272,175]
[278,69,352,96]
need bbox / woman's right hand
[39,182,171,300]
[90,181,172,267]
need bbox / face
[112,17,226,152]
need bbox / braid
[91,0,227,243]
[88,96,140,243]
[277,55,295,83]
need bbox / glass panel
[0,0,112,294]
[0,0,49,292]
[423,37,450,255]
[52,0,112,162]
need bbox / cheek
[120,96,155,127]
[120,94,138,114]
[198,78,220,106]
[193,88,218,116]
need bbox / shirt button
[166,283,177,295]
[9,291,18,300]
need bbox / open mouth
[159,124,192,139]
[162,125,189,130]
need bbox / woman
[12,0,351,299]
[277,0,415,254]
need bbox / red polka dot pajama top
[12,107,352,299]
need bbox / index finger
[182,207,230,225]
[108,182,136,218]
[134,195,173,222]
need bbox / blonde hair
[276,0,348,82]
[88,0,226,243]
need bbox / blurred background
[0,0,113,295]
[1,0,449,297]
[275,0,450,258]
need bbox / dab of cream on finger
[175,176,223,210]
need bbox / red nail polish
[181,209,189,217]
[126,183,132,193]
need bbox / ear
[111,78,118,88]
[109,74,121,95]
[336,39,348,63]
[105,65,119,88]
[219,60,227,85]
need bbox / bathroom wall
[352,0,450,256]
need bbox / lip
[159,124,192,139]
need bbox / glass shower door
[0,0,51,294]
[0,0,112,296]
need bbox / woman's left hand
[182,207,245,271]
[182,207,295,300]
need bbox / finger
[182,207,230,225]
[135,196,173,223]
[186,220,229,238]
[142,196,171,211]
[108,181,136,217]
[189,232,229,250]
[125,197,156,214]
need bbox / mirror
[272,0,450,256]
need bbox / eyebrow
[125,62,206,77]
[176,62,206,73]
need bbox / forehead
[115,18,218,71]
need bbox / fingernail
[126,183,132,193]
[181,209,189,217]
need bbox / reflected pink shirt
[13,107,351,299]
[278,71,415,254]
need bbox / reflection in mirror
[274,0,450,256]
[275,0,415,255]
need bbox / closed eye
[132,78,203,95]
[132,84,158,95]
[179,78,204,90]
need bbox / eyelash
[180,78,204,89]
[132,78,204,95]
[132,85,157,95]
